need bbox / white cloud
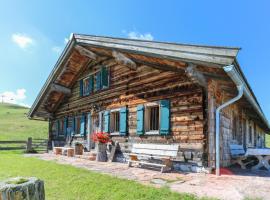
[127,31,154,41]
[0,89,29,107]
[52,46,62,54]
[12,33,34,49]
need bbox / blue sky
[0,0,270,119]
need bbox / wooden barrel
[66,148,75,157]
[0,177,45,200]
[75,143,84,155]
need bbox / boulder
[0,177,45,200]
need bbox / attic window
[83,78,90,96]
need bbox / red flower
[91,132,111,144]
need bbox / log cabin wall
[51,58,206,168]
[207,79,267,167]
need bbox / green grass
[0,152,213,200]
[0,103,47,140]
[0,103,215,199]
[266,135,270,147]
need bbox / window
[232,115,237,140]
[95,66,109,92]
[76,117,81,135]
[249,124,252,144]
[110,110,120,134]
[137,100,170,135]
[145,104,160,134]
[59,119,64,136]
[83,78,90,96]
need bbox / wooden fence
[0,137,48,153]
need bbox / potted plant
[91,132,110,162]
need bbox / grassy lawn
[0,103,214,199]
[0,103,47,140]
[0,152,213,200]
[266,135,270,147]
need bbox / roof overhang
[28,33,269,131]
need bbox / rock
[151,178,167,185]
[0,177,45,200]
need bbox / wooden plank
[75,45,97,60]
[50,83,71,95]
[0,147,25,150]
[132,149,178,157]
[76,38,237,66]
[112,51,136,70]
[133,144,179,151]
[75,35,240,57]
[0,141,26,144]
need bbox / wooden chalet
[28,34,270,172]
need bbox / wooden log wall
[207,79,268,167]
[53,58,206,166]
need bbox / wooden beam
[186,63,207,88]
[112,51,137,70]
[35,111,54,119]
[50,83,71,95]
[75,45,97,60]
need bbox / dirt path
[27,153,270,200]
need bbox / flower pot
[96,143,108,162]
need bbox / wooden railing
[0,137,48,152]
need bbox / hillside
[0,103,47,140]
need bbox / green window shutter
[63,117,68,137]
[120,107,127,136]
[101,66,109,89]
[72,116,76,135]
[104,111,110,133]
[136,105,144,135]
[160,99,170,135]
[89,75,94,94]
[79,79,83,97]
[96,71,101,91]
[57,120,60,136]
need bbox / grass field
[0,152,214,200]
[0,103,214,199]
[0,103,47,140]
[266,135,270,147]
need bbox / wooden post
[26,137,33,152]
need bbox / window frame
[144,102,160,135]
[80,65,110,96]
[58,119,64,136]
[110,108,121,135]
[82,77,90,96]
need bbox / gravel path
[27,153,270,200]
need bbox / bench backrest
[131,143,179,157]
[229,144,245,157]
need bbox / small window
[145,104,159,134]
[110,111,120,134]
[59,120,64,135]
[249,125,252,144]
[76,117,81,135]
[83,78,90,96]
[232,115,237,140]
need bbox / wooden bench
[230,144,250,169]
[128,144,179,173]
